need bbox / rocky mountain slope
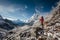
[17,2,60,40]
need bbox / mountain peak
[0,15,3,20]
[28,13,40,22]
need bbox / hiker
[40,16,44,28]
[39,16,44,37]
[35,16,44,38]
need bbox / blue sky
[0,0,59,21]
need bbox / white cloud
[22,14,28,19]
[0,6,6,13]
[0,5,25,14]
[7,6,15,12]
[0,5,15,14]
[35,8,40,13]
[40,6,44,9]
[25,5,28,8]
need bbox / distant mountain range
[12,19,34,26]
[0,15,17,30]
[12,19,25,26]
[0,13,40,30]
[12,13,40,26]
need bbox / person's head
[41,16,43,18]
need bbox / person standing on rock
[35,16,45,39]
[40,16,44,28]
[39,16,44,38]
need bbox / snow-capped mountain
[27,13,41,26]
[28,13,40,22]
[11,13,41,26]
[0,15,16,30]
[12,19,34,26]
[12,13,41,26]
[0,15,5,25]
[12,19,25,26]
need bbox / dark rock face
[0,23,14,30]
[0,15,16,30]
